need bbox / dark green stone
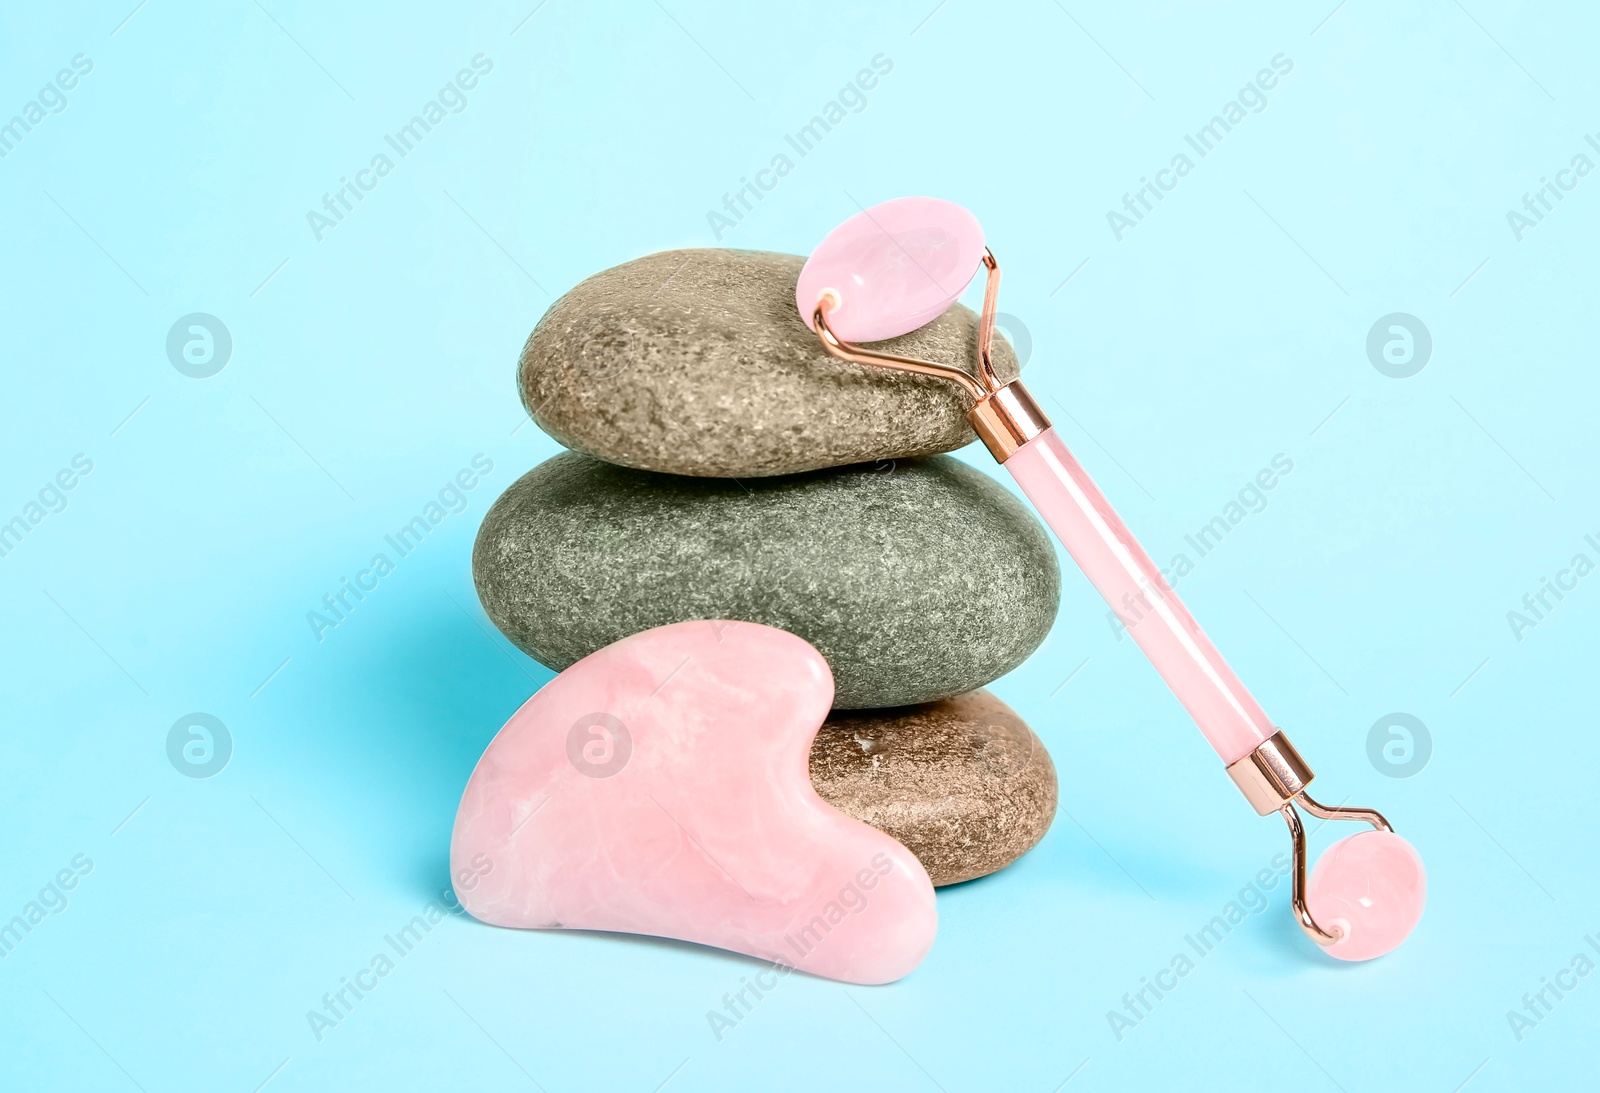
[474,451,1059,708]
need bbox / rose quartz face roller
[798,197,1426,960]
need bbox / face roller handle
[978,401,1428,956]
[815,256,1270,767]
[810,248,1426,959]
[1000,417,1281,764]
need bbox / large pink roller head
[1307,830,1427,961]
[796,196,985,342]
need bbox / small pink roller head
[1306,830,1426,961]
[796,196,985,342]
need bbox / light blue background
[2,2,1595,1090]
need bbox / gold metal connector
[1226,733,1395,947]
[968,382,1051,462]
[1225,732,1315,816]
[811,248,1054,464]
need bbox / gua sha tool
[450,619,938,985]
[798,197,1427,960]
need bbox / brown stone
[517,248,1020,478]
[809,691,1056,886]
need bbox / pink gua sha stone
[1305,829,1427,961]
[796,196,986,342]
[450,619,938,985]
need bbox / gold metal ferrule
[1227,731,1396,947]
[1225,731,1315,816]
[969,382,1051,462]
[811,248,1053,464]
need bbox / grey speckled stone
[518,249,1020,478]
[810,691,1057,886]
[474,451,1059,709]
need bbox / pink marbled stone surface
[1307,830,1427,962]
[450,620,938,984]
[796,195,985,342]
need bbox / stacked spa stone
[473,249,1062,886]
